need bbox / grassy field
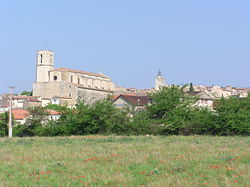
[0,136,249,187]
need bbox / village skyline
[1,1,250,94]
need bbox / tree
[20,90,32,96]
[147,85,196,134]
[189,83,194,92]
[13,106,49,137]
[180,108,216,135]
[214,96,250,135]
[0,112,8,137]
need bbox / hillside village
[0,50,249,124]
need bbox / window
[71,75,73,82]
[40,54,43,63]
[53,76,57,81]
[78,77,80,84]
[69,93,72,97]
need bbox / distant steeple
[155,70,166,90]
[157,70,162,77]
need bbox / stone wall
[77,87,113,104]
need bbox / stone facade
[155,70,166,90]
[33,50,115,106]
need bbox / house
[186,91,214,109]
[22,97,42,109]
[47,109,61,120]
[113,94,151,110]
[0,105,9,113]
[12,109,31,124]
[12,109,61,125]
[51,95,72,106]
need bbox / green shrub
[214,96,250,135]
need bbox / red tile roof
[12,110,30,120]
[12,109,60,120]
[53,68,108,78]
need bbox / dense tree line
[0,86,249,137]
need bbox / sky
[1,0,250,94]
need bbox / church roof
[53,68,108,78]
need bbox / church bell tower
[36,50,54,82]
[155,70,166,90]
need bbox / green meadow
[0,136,249,186]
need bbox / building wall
[33,50,115,107]
[77,87,113,104]
[195,99,214,110]
[155,75,166,91]
[113,97,132,109]
[36,50,54,82]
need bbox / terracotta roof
[47,109,60,115]
[53,67,108,78]
[114,95,151,106]
[12,110,30,120]
[12,109,60,120]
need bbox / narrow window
[78,77,80,84]
[71,75,73,82]
[40,54,43,63]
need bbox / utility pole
[8,86,15,138]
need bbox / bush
[0,112,8,137]
[179,108,216,135]
[147,86,196,135]
[214,96,250,135]
[12,89,250,137]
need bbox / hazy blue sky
[1,0,250,94]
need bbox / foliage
[13,106,49,137]
[0,112,8,137]
[20,90,32,96]
[147,85,196,134]
[30,99,130,136]
[189,83,194,92]
[12,86,250,137]
[180,108,216,135]
[45,104,67,111]
[213,96,250,135]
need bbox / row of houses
[0,89,216,125]
[0,95,61,124]
[11,109,60,124]
[113,91,214,110]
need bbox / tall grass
[0,136,249,186]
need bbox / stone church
[33,50,115,106]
